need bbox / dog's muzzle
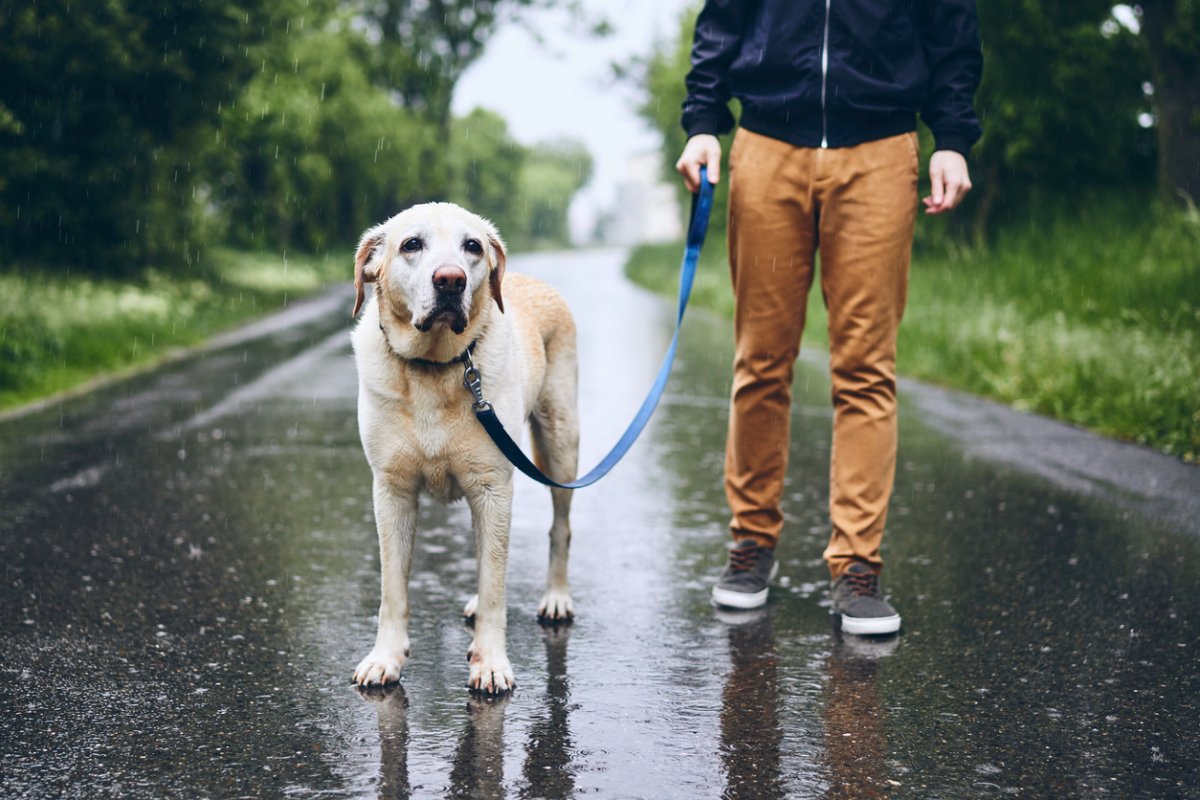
[415,266,470,333]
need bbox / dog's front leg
[354,479,418,686]
[466,479,515,694]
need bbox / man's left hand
[923,151,972,214]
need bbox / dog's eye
[463,238,483,255]
[401,237,423,253]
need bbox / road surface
[2,248,1198,798]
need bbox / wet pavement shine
[2,249,1199,799]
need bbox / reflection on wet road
[2,249,1198,798]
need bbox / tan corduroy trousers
[724,128,918,580]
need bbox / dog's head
[352,203,507,334]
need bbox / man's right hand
[675,134,722,193]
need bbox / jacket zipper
[820,0,831,148]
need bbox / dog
[349,202,579,694]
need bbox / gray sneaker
[831,562,901,635]
[712,539,778,609]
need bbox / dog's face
[353,203,506,333]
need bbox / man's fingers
[929,167,945,207]
[925,150,972,213]
[940,177,974,211]
[675,158,699,193]
[705,153,720,185]
[941,179,961,211]
[676,135,722,193]
[953,178,973,207]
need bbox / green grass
[626,202,1200,462]
[0,249,343,412]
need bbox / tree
[967,1,1156,237]
[0,0,598,268]
[0,0,283,272]
[1139,0,1200,203]
[448,112,591,248]
[449,108,531,241]
[352,0,592,200]
[519,139,593,247]
[213,16,434,250]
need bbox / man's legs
[816,133,919,581]
[724,128,818,549]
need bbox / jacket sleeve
[917,0,984,156]
[681,0,756,138]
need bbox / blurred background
[1,0,1197,457]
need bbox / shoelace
[843,569,880,597]
[729,543,763,573]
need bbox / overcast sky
[452,0,694,226]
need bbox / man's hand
[676,134,722,193]
[923,150,972,214]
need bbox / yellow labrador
[349,203,578,694]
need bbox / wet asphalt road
[2,249,1199,799]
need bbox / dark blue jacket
[682,0,983,156]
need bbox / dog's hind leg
[530,357,580,624]
[354,480,418,687]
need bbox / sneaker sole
[711,562,779,610]
[840,613,901,636]
[712,585,768,609]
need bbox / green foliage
[967,2,1156,234]
[449,109,531,242]
[212,19,433,250]
[0,0,597,411]
[625,239,734,320]
[353,0,579,202]
[900,200,1200,459]
[0,249,339,409]
[360,0,508,120]
[0,0,593,277]
[410,109,594,250]
[519,139,593,247]
[0,0,284,272]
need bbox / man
[676,0,983,634]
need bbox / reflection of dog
[350,203,578,694]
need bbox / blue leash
[463,168,715,489]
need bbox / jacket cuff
[683,112,732,140]
[932,132,975,158]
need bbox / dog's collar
[402,338,478,368]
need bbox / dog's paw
[353,647,408,687]
[467,648,515,695]
[537,589,575,624]
[462,594,478,621]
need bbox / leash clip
[461,350,491,412]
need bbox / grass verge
[0,249,342,413]
[626,203,1200,462]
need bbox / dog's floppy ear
[352,226,386,317]
[487,232,507,314]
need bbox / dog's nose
[432,265,467,295]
